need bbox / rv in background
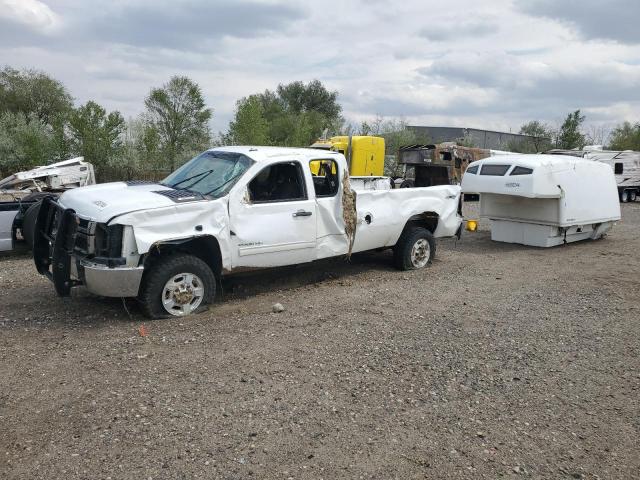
[547,147,640,203]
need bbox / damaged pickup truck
[34,147,463,318]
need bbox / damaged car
[33,147,463,318]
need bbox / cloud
[413,50,640,124]
[515,0,640,44]
[0,0,60,32]
[1,0,640,134]
[417,18,497,42]
[89,1,306,50]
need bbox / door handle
[293,209,312,217]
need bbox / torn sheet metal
[0,157,95,192]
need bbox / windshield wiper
[202,172,245,197]
[163,169,215,190]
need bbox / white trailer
[461,154,621,247]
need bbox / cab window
[309,159,339,197]
[248,162,307,203]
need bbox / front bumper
[33,198,143,298]
[81,261,144,297]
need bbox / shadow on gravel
[5,250,398,325]
[219,249,394,301]
[445,229,617,255]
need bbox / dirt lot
[1,203,639,479]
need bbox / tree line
[513,111,640,153]
[1,66,639,180]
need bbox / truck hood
[58,181,206,223]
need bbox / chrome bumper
[81,261,144,297]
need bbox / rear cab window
[309,159,339,197]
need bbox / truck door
[308,158,349,259]
[228,160,317,268]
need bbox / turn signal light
[466,220,478,232]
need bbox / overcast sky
[1,0,639,135]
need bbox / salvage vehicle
[0,157,95,252]
[461,154,620,247]
[33,147,463,318]
[397,143,514,190]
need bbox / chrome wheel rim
[410,238,430,268]
[162,273,204,316]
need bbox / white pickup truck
[34,147,462,318]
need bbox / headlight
[94,223,124,257]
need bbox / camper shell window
[466,165,479,174]
[614,163,623,174]
[480,164,510,176]
[510,166,533,176]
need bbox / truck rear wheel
[393,227,436,270]
[138,253,216,319]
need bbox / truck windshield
[162,151,254,198]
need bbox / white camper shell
[461,154,621,247]
[547,147,640,202]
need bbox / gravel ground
[1,203,639,479]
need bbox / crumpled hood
[58,181,201,223]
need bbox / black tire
[138,253,216,319]
[393,227,436,271]
[620,190,629,203]
[22,202,41,249]
[399,179,415,189]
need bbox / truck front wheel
[138,253,216,318]
[393,227,436,270]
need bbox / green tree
[557,110,586,149]
[518,120,553,152]
[227,95,269,145]
[226,80,342,147]
[276,80,341,120]
[144,76,212,170]
[0,67,73,125]
[68,101,125,171]
[608,121,640,151]
[0,112,57,174]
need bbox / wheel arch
[403,211,440,235]
[143,235,223,278]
